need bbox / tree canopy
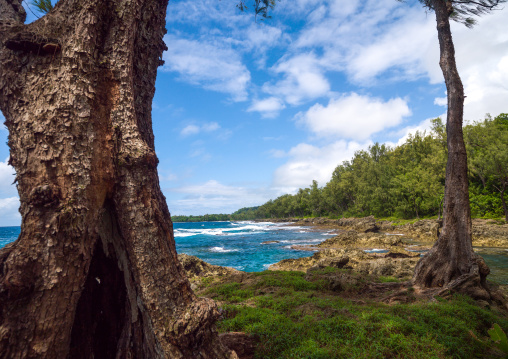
[173,114,508,222]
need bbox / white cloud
[346,11,438,83]
[272,140,369,191]
[159,172,178,182]
[263,136,284,141]
[202,122,220,132]
[385,117,440,147]
[460,52,508,121]
[0,197,20,226]
[262,53,331,105]
[297,93,411,141]
[163,35,251,101]
[434,96,447,107]
[166,180,274,215]
[0,158,16,197]
[180,122,221,137]
[181,125,200,136]
[248,97,286,118]
[268,149,286,158]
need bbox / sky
[0,0,507,226]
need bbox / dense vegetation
[173,114,508,222]
[172,214,233,222]
[198,269,508,358]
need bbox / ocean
[0,221,336,272]
[1,221,507,283]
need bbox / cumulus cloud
[297,93,411,141]
[385,116,441,148]
[271,114,440,194]
[0,197,20,226]
[272,140,369,191]
[262,53,331,105]
[434,96,447,107]
[345,11,438,83]
[166,180,275,215]
[247,97,286,118]
[163,35,251,101]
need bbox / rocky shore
[178,253,241,289]
[263,216,507,279]
[266,215,508,247]
[178,216,507,289]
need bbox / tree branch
[452,0,500,10]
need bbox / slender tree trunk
[0,1,235,358]
[500,185,508,223]
[412,0,490,298]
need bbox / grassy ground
[196,269,508,358]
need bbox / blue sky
[0,0,507,225]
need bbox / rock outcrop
[178,254,240,282]
[219,333,258,359]
[269,248,420,279]
[273,216,508,247]
[317,230,404,249]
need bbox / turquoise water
[0,221,336,272]
[173,221,335,271]
[1,222,507,283]
[0,226,20,249]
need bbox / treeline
[171,214,231,222]
[173,114,507,222]
[171,207,261,222]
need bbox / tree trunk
[0,1,235,358]
[500,185,508,223]
[412,0,490,299]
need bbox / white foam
[209,246,239,253]
[174,232,197,238]
[279,238,323,244]
[365,248,386,252]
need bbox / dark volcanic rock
[219,332,259,359]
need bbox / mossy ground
[196,269,508,358]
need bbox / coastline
[258,216,508,248]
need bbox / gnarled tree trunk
[412,0,490,299]
[0,1,235,358]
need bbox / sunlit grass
[203,269,508,359]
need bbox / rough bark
[412,0,490,299]
[501,187,508,223]
[0,1,235,358]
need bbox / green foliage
[171,213,231,222]
[31,0,53,14]
[217,114,506,222]
[237,0,280,21]
[465,113,508,221]
[414,0,507,28]
[488,323,508,356]
[173,114,507,223]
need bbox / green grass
[378,276,401,283]
[201,269,508,359]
